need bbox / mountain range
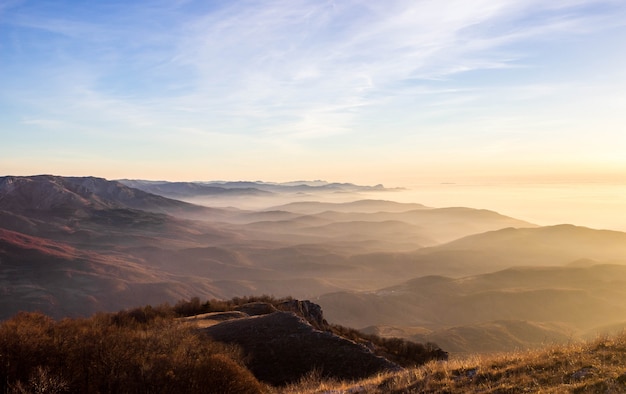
[118,179,395,200]
[319,263,626,353]
[2,175,626,353]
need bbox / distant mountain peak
[0,175,207,215]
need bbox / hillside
[2,175,626,389]
[254,203,535,245]
[118,180,398,210]
[283,332,626,393]
[4,174,626,355]
[0,227,228,318]
[202,311,400,385]
[318,264,626,353]
[0,176,247,318]
[0,297,445,392]
[436,224,626,265]
[3,294,626,393]
[344,224,626,280]
[0,175,222,217]
[0,175,546,320]
[266,199,430,214]
[118,179,272,199]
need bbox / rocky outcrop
[277,299,329,330]
[232,300,328,329]
[203,311,400,385]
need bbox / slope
[318,264,626,353]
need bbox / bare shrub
[0,311,264,393]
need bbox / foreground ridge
[282,332,626,393]
[0,296,446,392]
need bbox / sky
[2,0,626,185]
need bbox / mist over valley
[2,175,626,357]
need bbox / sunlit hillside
[0,296,446,393]
[282,332,626,393]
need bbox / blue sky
[2,0,626,184]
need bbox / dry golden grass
[0,312,266,393]
[280,332,626,393]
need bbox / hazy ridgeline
[1,175,626,364]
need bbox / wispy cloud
[155,0,626,141]
[2,0,626,171]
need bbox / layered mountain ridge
[2,175,626,354]
[1,175,192,213]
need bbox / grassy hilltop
[0,296,445,393]
[2,296,625,393]
[287,332,626,393]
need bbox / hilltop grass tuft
[281,332,626,393]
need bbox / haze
[4,175,626,357]
[181,180,626,232]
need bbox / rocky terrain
[203,310,400,385]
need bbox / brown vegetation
[4,295,625,393]
[0,311,264,393]
[281,332,626,393]
[330,324,448,367]
[0,296,446,391]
